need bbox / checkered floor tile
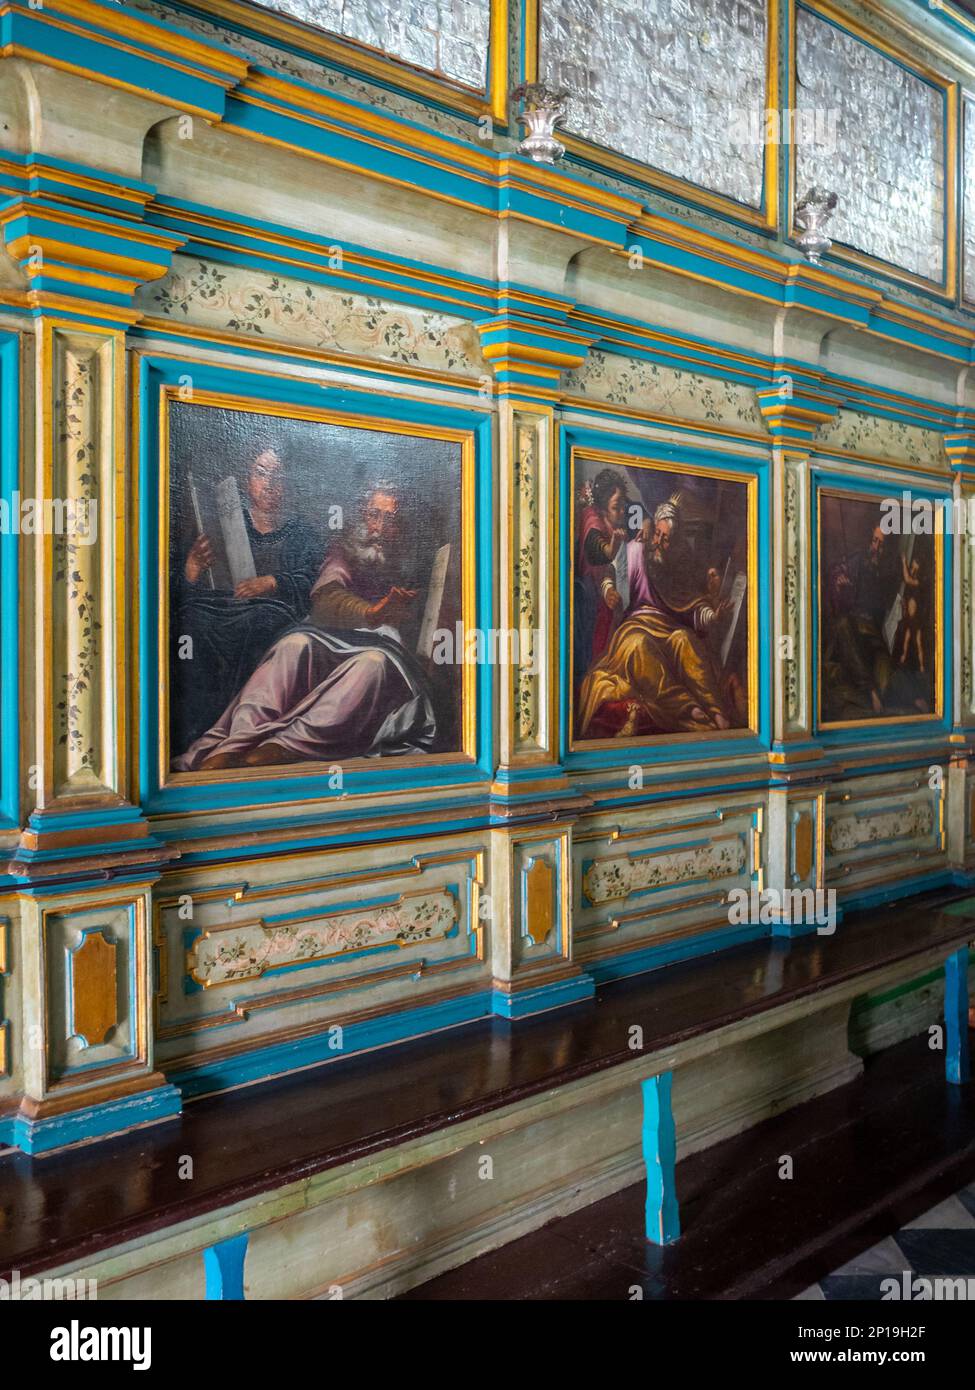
[795,1184,975,1299]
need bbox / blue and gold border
[811,468,952,742]
[558,423,771,771]
[0,331,19,832]
[135,353,495,816]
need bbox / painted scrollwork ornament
[512,83,569,164]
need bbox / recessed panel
[539,0,769,207]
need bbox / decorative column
[943,423,975,877]
[756,372,841,934]
[0,192,181,836]
[0,172,186,1149]
[477,289,598,1015]
[0,16,246,1146]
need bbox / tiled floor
[796,1185,975,1299]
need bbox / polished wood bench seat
[400,1031,975,1300]
[0,887,971,1293]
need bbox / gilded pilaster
[502,404,554,762]
[945,429,975,730]
[757,373,841,756]
[476,286,597,1013]
[0,187,184,862]
[757,374,840,933]
[37,322,124,805]
[944,428,975,871]
[0,149,186,1145]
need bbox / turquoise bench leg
[945,946,971,1086]
[203,1232,249,1300]
[642,1071,680,1245]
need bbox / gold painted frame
[39,885,152,1097]
[523,0,780,232]
[962,94,975,308]
[35,318,128,809]
[498,404,559,770]
[815,484,945,732]
[568,445,760,752]
[155,385,479,789]
[191,0,510,122]
[788,0,959,298]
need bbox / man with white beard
[175,483,438,770]
[576,497,737,738]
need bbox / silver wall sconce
[512,83,569,165]
[794,187,839,265]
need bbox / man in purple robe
[175,484,437,770]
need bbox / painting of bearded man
[166,401,467,775]
[572,458,754,742]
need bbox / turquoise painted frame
[558,422,771,770]
[136,354,494,816]
[0,331,19,831]
[810,466,953,745]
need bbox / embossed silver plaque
[538,0,768,208]
[795,7,944,281]
[259,0,490,89]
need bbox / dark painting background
[819,492,937,724]
[167,401,466,764]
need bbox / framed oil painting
[817,488,942,728]
[570,450,757,746]
[161,392,475,782]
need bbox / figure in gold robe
[576,501,739,738]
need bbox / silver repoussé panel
[261,0,490,89]
[539,0,768,208]
[963,99,975,301]
[795,7,944,281]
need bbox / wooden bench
[0,887,971,1296]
